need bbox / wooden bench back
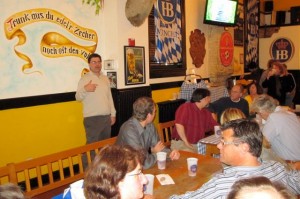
[157,120,175,147]
[0,137,117,198]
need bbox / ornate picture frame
[124,46,145,85]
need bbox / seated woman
[244,82,262,114]
[84,145,150,199]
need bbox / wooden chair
[0,136,117,198]
[157,121,175,147]
[0,164,15,185]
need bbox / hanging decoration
[82,0,104,15]
[125,0,156,27]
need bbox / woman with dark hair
[244,82,262,112]
[84,145,149,199]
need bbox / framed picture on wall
[234,3,244,46]
[244,0,259,67]
[148,0,186,78]
[124,46,145,85]
[107,71,117,88]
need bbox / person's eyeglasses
[90,61,102,64]
[126,170,143,177]
[219,139,243,146]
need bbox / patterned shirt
[170,161,300,199]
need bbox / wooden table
[35,151,222,199]
[146,151,222,198]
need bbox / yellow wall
[152,87,181,125]
[0,88,179,167]
[0,101,86,167]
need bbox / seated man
[170,119,300,199]
[116,97,180,169]
[208,84,249,122]
[171,88,218,153]
[251,94,300,169]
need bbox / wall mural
[0,1,100,100]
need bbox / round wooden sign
[219,31,234,67]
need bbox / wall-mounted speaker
[291,6,300,24]
[264,1,274,13]
[276,11,286,25]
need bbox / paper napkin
[156,174,175,185]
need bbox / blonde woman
[220,108,246,125]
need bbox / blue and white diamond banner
[154,0,182,64]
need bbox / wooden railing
[0,137,116,198]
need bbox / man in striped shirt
[170,119,300,199]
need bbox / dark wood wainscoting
[111,86,152,136]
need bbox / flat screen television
[203,0,238,27]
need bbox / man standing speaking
[76,53,116,145]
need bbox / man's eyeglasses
[219,139,243,146]
[90,61,102,64]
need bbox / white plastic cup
[144,174,154,195]
[156,152,167,170]
[187,158,198,177]
[214,125,221,138]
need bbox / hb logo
[270,38,294,62]
[158,0,177,23]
